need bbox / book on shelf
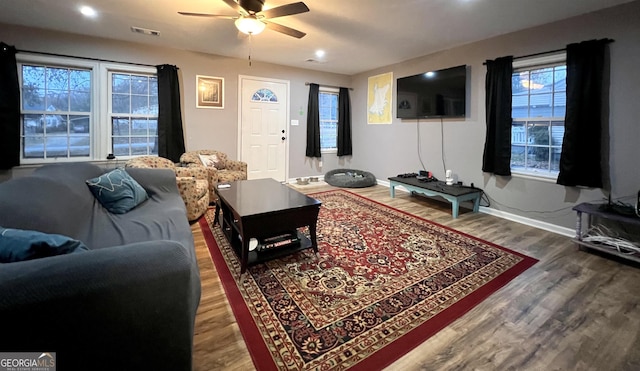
[258,231,300,251]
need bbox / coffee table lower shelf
[251,233,313,267]
[225,230,315,268]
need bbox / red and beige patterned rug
[199,190,537,370]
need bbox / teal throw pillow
[0,227,89,263]
[86,168,148,214]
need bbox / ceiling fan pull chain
[248,33,253,66]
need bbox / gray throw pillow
[86,168,148,214]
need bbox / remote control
[397,173,418,178]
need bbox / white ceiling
[0,0,634,75]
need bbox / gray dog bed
[325,169,376,188]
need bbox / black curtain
[482,56,513,176]
[155,64,185,163]
[0,42,20,169]
[557,39,609,188]
[337,87,352,156]
[305,83,321,158]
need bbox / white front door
[239,76,289,181]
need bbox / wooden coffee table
[214,178,322,273]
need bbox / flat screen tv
[396,65,467,119]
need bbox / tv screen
[396,65,467,119]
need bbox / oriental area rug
[199,190,537,370]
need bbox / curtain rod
[483,38,615,65]
[305,82,353,91]
[16,48,158,68]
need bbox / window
[511,53,566,178]
[21,63,92,159]
[251,88,278,102]
[319,89,338,152]
[18,54,158,163]
[110,72,158,156]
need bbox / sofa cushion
[0,227,88,263]
[86,168,149,214]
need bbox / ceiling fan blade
[178,12,237,19]
[221,0,249,16]
[264,21,306,39]
[258,2,309,19]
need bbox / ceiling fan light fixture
[235,17,266,35]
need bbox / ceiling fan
[179,0,309,38]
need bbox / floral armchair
[179,150,248,201]
[125,156,209,221]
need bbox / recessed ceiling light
[80,6,97,18]
[315,50,325,58]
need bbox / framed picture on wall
[367,72,393,124]
[196,75,224,109]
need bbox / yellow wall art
[367,72,393,124]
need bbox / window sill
[16,158,127,169]
[511,170,558,184]
[321,149,337,154]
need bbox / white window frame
[511,52,566,181]
[319,87,339,153]
[17,54,157,164]
[18,54,99,164]
[102,64,158,159]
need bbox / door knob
[281,136,286,140]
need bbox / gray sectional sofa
[0,162,201,370]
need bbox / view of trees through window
[19,59,159,161]
[110,73,159,157]
[21,64,91,158]
[511,62,566,177]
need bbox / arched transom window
[251,88,278,102]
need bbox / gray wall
[0,23,351,181]
[348,1,640,230]
[1,1,639,231]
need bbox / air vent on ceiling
[131,26,161,36]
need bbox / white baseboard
[377,179,574,237]
[478,206,574,237]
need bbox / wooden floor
[191,184,640,371]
